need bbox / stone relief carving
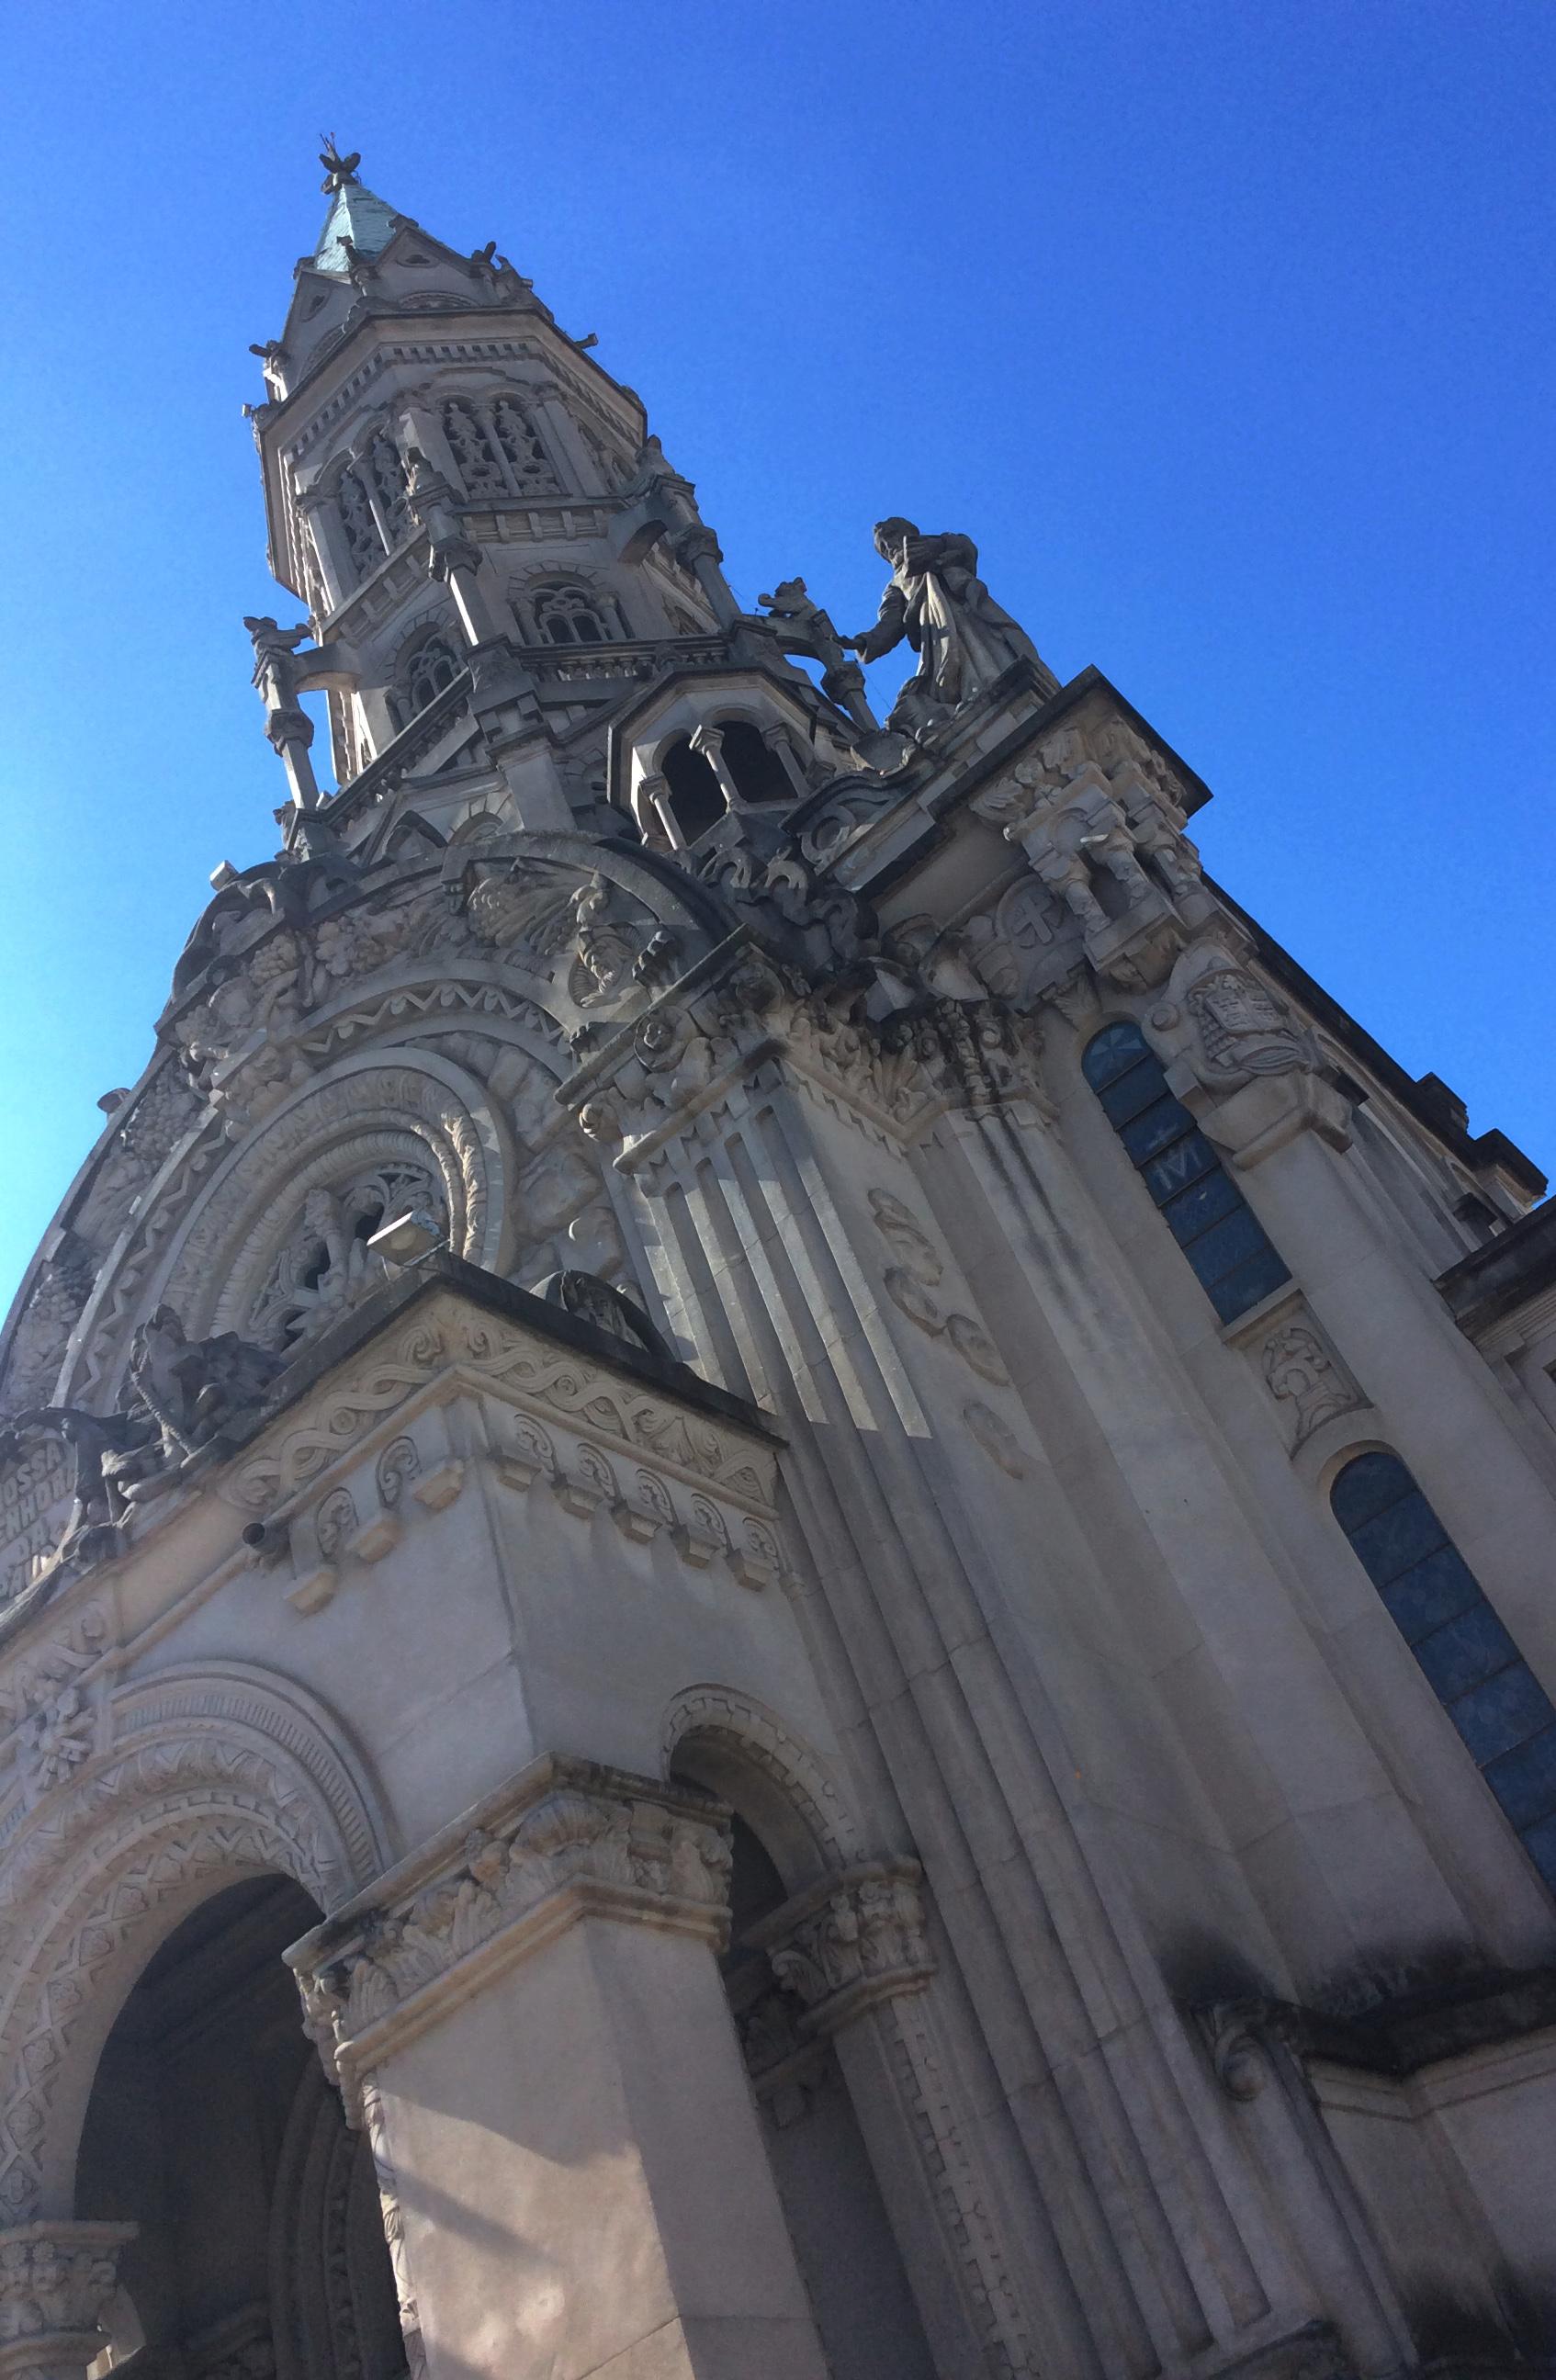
[246,1162,445,1352]
[963,1401,1030,1481]
[375,1436,422,1508]
[1175,951,1317,1087]
[0,1308,283,1622]
[0,1237,99,1427]
[314,1487,359,1565]
[0,2221,135,2360]
[959,707,1215,1010]
[222,1297,776,1523]
[867,1190,1010,1387]
[758,1862,933,2033]
[290,1759,735,2092]
[1257,1305,1366,1449]
[0,1730,357,2221]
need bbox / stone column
[631,772,684,852]
[672,527,740,629]
[759,722,811,803]
[0,2222,135,2380]
[403,454,511,649]
[529,385,597,493]
[751,1862,1033,2379]
[689,725,740,817]
[296,487,354,616]
[289,1754,829,2380]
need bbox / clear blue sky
[2,0,1551,1313]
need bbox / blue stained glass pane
[1183,1205,1270,1284]
[1449,1663,1556,1765]
[1082,1023,1150,1089]
[1205,1246,1291,1323]
[1118,1097,1193,1165]
[1330,1452,1412,1534]
[1381,1544,1484,1644]
[1159,1168,1243,1247]
[1413,1604,1522,1700]
[1348,1492,1449,1587]
[1139,1132,1220,1204]
[1519,1810,1556,1892]
[1083,1023,1289,1328]
[1097,1063,1169,1128]
[1483,1726,1556,1830]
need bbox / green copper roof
[311,182,409,276]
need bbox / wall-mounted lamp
[367,1209,445,1268]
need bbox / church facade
[1,146,1554,2380]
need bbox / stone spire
[241,148,863,850]
[311,174,410,279]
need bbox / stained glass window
[1082,1021,1290,1323]
[1332,1450,1556,1891]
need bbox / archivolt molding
[660,1685,863,1878]
[163,1053,511,1326]
[66,1053,513,1404]
[0,1664,383,2224]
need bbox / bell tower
[245,141,862,852]
[3,134,1555,2380]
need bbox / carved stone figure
[850,519,1043,738]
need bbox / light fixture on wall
[366,1209,445,1268]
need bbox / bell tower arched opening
[74,1876,403,2380]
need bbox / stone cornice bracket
[750,1860,933,2035]
[1196,1997,1309,2104]
[288,1754,734,2113]
[0,2222,137,2380]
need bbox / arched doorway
[74,1876,402,2380]
[669,1739,935,2380]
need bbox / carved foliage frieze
[290,1758,734,2090]
[223,1294,776,1528]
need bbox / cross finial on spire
[319,136,361,195]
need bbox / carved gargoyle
[5,1308,286,1575]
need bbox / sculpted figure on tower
[851,516,1043,737]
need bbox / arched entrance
[74,1875,402,2380]
[667,1702,936,2380]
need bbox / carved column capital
[750,1861,933,2035]
[0,2223,136,2380]
[673,525,723,571]
[288,1754,734,2105]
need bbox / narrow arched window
[400,632,461,718]
[490,397,561,494]
[1331,1451,1556,1889]
[442,399,506,497]
[1082,1021,1290,1323]
[716,719,793,805]
[533,581,613,646]
[336,467,382,576]
[368,434,411,542]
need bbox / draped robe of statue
[853,520,1043,738]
